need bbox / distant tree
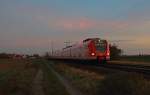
[109,44,122,60]
[0,53,10,58]
[44,52,50,58]
[33,54,40,58]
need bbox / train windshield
[95,40,107,52]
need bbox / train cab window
[95,40,107,52]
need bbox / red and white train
[50,38,110,64]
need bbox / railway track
[58,61,150,76]
[99,63,150,75]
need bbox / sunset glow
[0,0,150,55]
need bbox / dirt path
[49,65,83,95]
[32,70,45,95]
[32,62,83,95]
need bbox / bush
[97,73,150,95]
[0,53,10,58]
[110,44,122,60]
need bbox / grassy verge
[0,58,38,95]
[97,73,150,95]
[52,62,150,95]
[52,63,105,95]
[118,55,150,63]
[34,59,70,95]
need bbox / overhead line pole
[51,41,54,56]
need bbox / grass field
[0,59,27,72]
[52,62,150,95]
[33,59,70,95]
[0,58,38,95]
[52,62,105,95]
[118,55,150,63]
[1,58,149,95]
[0,59,70,95]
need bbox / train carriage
[50,38,110,64]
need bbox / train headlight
[107,52,110,56]
[91,53,95,56]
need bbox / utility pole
[64,41,71,47]
[51,41,54,56]
[64,41,71,56]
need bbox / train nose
[96,52,104,56]
[97,56,106,64]
[96,52,107,60]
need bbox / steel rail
[99,63,150,75]
[59,61,150,76]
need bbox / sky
[0,0,150,55]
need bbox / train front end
[89,38,110,64]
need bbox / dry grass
[53,63,105,95]
[110,60,150,66]
[0,59,27,71]
[54,63,104,80]
[36,60,70,95]
[97,73,150,95]
[111,55,150,66]
[0,58,38,95]
[52,62,150,95]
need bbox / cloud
[50,18,133,32]
[51,17,144,32]
[53,18,95,30]
[0,38,48,48]
[16,5,150,33]
[1,4,150,55]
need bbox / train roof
[63,38,107,50]
[62,46,72,50]
[83,38,100,42]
